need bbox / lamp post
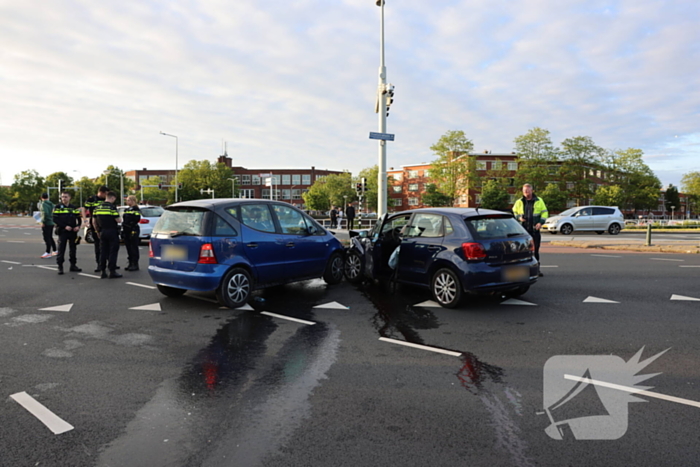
[671,205,675,221]
[103,169,124,207]
[160,132,178,203]
[227,177,237,198]
[375,0,388,218]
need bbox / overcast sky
[1,0,698,189]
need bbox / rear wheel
[217,267,252,308]
[323,252,344,285]
[560,223,574,235]
[344,250,363,283]
[85,229,95,244]
[608,223,621,235]
[157,284,186,297]
[431,268,462,308]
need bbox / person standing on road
[39,193,57,258]
[512,183,548,276]
[94,191,122,279]
[84,186,108,272]
[345,202,356,230]
[53,191,82,275]
[122,195,141,271]
[329,206,338,229]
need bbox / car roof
[166,198,294,210]
[392,207,512,218]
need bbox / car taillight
[528,238,535,253]
[461,242,487,260]
[198,243,217,264]
[139,218,149,224]
[148,241,154,258]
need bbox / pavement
[546,230,700,254]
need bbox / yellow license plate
[503,266,529,282]
[161,245,187,261]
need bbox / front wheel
[157,284,187,297]
[560,224,574,235]
[344,250,363,283]
[217,267,252,308]
[608,223,621,235]
[323,252,344,285]
[431,268,462,308]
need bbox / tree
[0,185,10,212]
[513,127,560,192]
[75,177,97,207]
[593,185,626,207]
[175,160,233,201]
[559,136,606,206]
[303,173,354,212]
[664,184,680,217]
[303,180,331,212]
[140,176,169,204]
[429,130,476,204]
[604,148,661,213]
[539,183,569,214]
[681,171,700,218]
[10,170,44,213]
[95,166,136,203]
[421,183,452,207]
[479,180,510,211]
[45,172,74,202]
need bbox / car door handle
[286,242,295,248]
[427,246,440,251]
[246,243,258,248]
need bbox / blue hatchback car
[148,199,345,308]
[344,208,539,308]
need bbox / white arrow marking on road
[39,304,73,312]
[260,311,315,325]
[501,298,537,306]
[414,300,442,308]
[670,294,700,302]
[129,303,162,311]
[10,392,74,435]
[126,282,156,290]
[565,374,700,409]
[313,301,349,310]
[1,260,21,265]
[583,296,620,303]
[379,337,462,357]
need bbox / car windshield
[141,206,164,218]
[558,207,579,217]
[153,208,208,236]
[466,216,528,240]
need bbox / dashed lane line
[126,282,156,290]
[78,273,101,279]
[679,265,700,268]
[36,265,57,271]
[590,254,621,258]
[1,260,21,265]
[379,337,462,357]
[650,258,684,262]
[10,392,74,435]
[260,311,315,326]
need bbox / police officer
[512,183,548,276]
[122,195,141,271]
[53,191,82,275]
[84,186,108,272]
[94,191,122,279]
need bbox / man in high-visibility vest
[512,183,548,276]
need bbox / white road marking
[379,337,462,357]
[565,374,700,409]
[501,298,537,306]
[129,303,162,311]
[650,258,684,262]
[583,296,620,303]
[36,265,57,271]
[679,265,700,268]
[1,260,21,264]
[414,300,441,308]
[590,254,621,258]
[39,304,73,312]
[126,282,156,290]
[670,294,700,302]
[7,241,25,243]
[260,311,315,325]
[313,301,349,310]
[78,273,101,279]
[540,265,559,268]
[237,303,254,310]
[10,392,74,435]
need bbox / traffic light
[356,183,362,193]
[158,183,162,189]
[384,84,395,117]
[361,177,367,192]
[178,183,182,189]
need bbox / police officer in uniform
[122,195,141,271]
[84,186,108,272]
[94,191,123,279]
[53,191,82,275]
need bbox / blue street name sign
[369,132,395,141]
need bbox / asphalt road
[2,217,700,466]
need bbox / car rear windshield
[466,216,528,240]
[153,208,208,236]
[141,206,164,218]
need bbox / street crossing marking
[126,282,156,290]
[260,311,315,325]
[379,337,462,357]
[583,296,620,303]
[10,392,74,435]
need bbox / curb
[549,242,700,254]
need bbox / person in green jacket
[39,193,57,258]
[512,184,548,275]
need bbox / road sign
[369,132,395,141]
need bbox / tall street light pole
[160,132,178,203]
[227,178,237,198]
[376,0,388,218]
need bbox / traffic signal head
[158,183,162,189]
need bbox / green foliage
[140,176,169,204]
[0,185,10,212]
[176,160,234,201]
[357,166,379,212]
[303,173,354,211]
[95,166,136,203]
[429,130,476,203]
[421,183,452,207]
[664,184,681,214]
[513,127,560,192]
[681,171,700,217]
[10,169,44,213]
[45,172,74,202]
[75,177,97,207]
[559,136,606,205]
[479,180,510,211]
[603,148,661,213]
[593,185,625,207]
[539,183,569,214]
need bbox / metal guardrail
[320,218,378,230]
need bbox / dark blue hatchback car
[148,199,345,308]
[344,208,539,308]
